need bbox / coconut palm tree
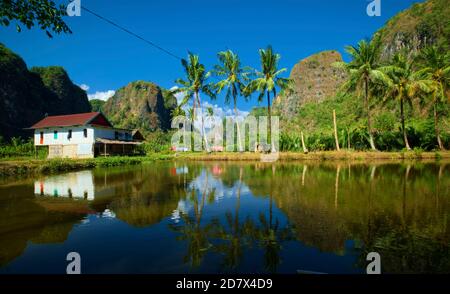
[171,106,186,118]
[213,50,251,151]
[333,36,391,151]
[244,46,292,151]
[381,53,433,150]
[416,46,450,150]
[174,53,216,151]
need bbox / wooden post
[301,131,308,154]
[104,143,106,157]
[333,109,340,151]
[347,128,351,149]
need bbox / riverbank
[0,154,172,177]
[0,150,449,178]
[175,150,450,161]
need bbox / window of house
[83,129,88,138]
[68,130,72,140]
[53,130,58,139]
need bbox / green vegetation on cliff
[102,81,176,136]
[0,43,91,140]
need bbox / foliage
[139,131,173,154]
[0,0,71,37]
[0,137,47,158]
[89,99,105,112]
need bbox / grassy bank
[0,151,448,178]
[0,154,172,177]
[174,150,450,161]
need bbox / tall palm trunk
[195,91,210,152]
[235,103,243,152]
[267,91,275,152]
[267,91,271,137]
[434,100,445,150]
[333,109,340,151]
[364,79,377,151]
[400,99,411,150]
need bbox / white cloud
[169,85,249,119]
[88,90,115,101]
[79,84,90,91]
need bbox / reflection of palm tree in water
[170,171,216,267]
[171,166,292,272]
[251,164,292,273]
[212,167,254,268]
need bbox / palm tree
[334,36,391,151]
[171,106,186,118]
[206,106,214,118]
[244,46,291,151]
[174,53,216,151]
[213,50,251,152]
[417,46,450,150]
[381,53,432,150]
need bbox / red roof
[30,112,112,129]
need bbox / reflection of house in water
[34,171,95,200]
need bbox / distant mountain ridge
[0,43,91,140]
[102,81,177,135]
[376,0,450,60]
[274,50,347,118]
[274,0,449,121]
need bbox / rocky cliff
[274,50,347,118]
[376,0,450,60]
[102,81,177,134]
[0,43,91,140]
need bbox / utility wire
[81,6,183,61]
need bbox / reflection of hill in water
[1,161,449,273]
[242,162,450,272]
[0,183,86,266]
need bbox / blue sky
[1,0,424,112]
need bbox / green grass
[0,155,173,177]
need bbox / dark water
[0,161,449,274]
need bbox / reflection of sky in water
[171,168,250,223]
[1,162,448,274]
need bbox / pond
[0,161,449,274]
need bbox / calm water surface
[0,161,449,274]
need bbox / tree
[174,53,216,151]
[171,106,186,118]
[244,46,291,151]
[416,46,450,150]
[334,36,391,151]
[0,0,71,38]
[213,50,251,152]
[381,53,433,150]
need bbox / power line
[81,6,182,61]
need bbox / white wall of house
[33,126,133,159]
[34,126,94,146]
[34,126,133,146]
